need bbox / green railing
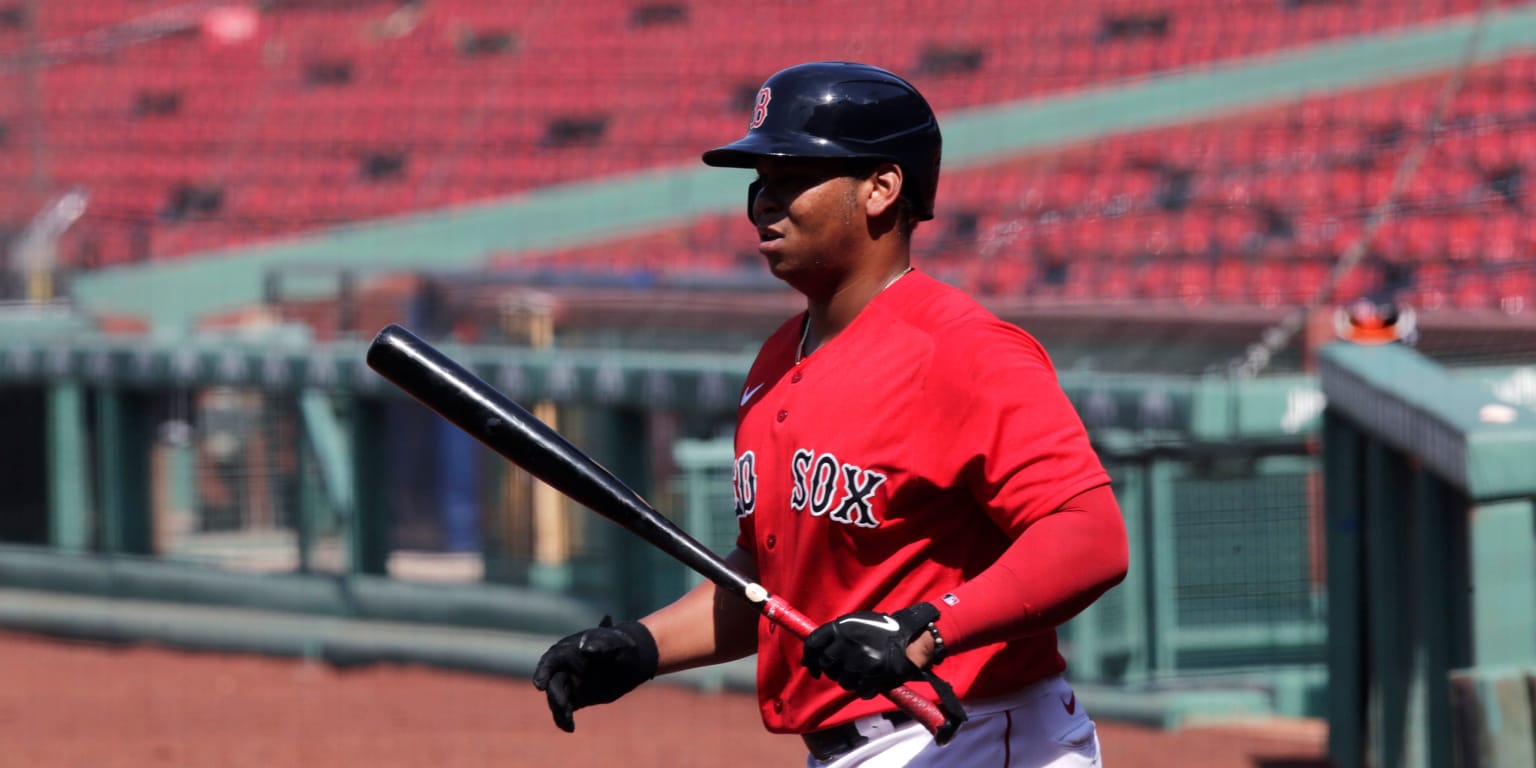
[8,327,1535,737]
[1319,341,1536,768]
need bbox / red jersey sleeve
[919,320,1109,537]
[935,484,1128,649]
[915,319,1120,650]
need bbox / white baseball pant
[804,675,1100,768]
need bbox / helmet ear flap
[746,179,763,223]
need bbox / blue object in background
[435,419,481,553]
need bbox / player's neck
[799,262,913,361]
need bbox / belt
[801,711,915,763]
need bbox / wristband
[924,621,947,665]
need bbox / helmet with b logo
[702,62,943,221]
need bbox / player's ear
[864,162,903,219]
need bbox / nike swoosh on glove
[801,603,939,700]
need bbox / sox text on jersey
[735,449,888,529]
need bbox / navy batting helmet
[702,61,943,221]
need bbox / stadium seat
[7,0,1529,301]
[1496,270,1534,314]
[1452,272,1494,311]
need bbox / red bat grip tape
[760,595,960,744]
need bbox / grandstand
[0,2,1529,312]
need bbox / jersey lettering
[808,453,840,516]
[787,449,888,528]
[830,464,888,528]
[733,451,757,518]
[789,449,814,511]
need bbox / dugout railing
[1319,340,1536,768]
[6,329,1535,742]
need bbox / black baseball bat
[364,324,962,743]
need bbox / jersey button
[790,371,802,383]
[777,409,788,422]
[765,534,776,549]
[773,699,784,714]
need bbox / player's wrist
[904,627,935,668]
[922,619,948,666]
[891,601,947,668]
[610,619,661,682]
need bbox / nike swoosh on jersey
[740,383,765,406]
[838,615,901,632]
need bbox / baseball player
[534,61,1130,767]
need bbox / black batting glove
[531,615,659,733]
[801,602,940,700]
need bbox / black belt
[802,711,915,762]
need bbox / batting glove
[801,602,940,700]
[532,615,659,732]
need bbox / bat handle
[760,595,966,746]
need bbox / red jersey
[731,270,1110,734]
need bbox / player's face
[750,158,869,288]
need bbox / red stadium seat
[1174,259,1213,305]
[1452,272,1494,311]
[1212,257,1248,304]
[12,0,1528,286]
[1496,270,1535,314]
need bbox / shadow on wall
[0,386,47,544]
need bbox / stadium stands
[0,0,1531,313]
[515,49,1536,313]
[918,61,1536,310]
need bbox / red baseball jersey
[731,270,1110,734]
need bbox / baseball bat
[364,323,962,744]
